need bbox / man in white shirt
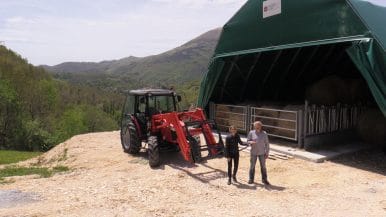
[247,121,270,185]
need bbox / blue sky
[0,0,247,65]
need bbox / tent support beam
[239,53,261,101]
[342,58,353,75]
[312,44,336,80]
[328,45,347,72]
[274,47,302,99]
[220,87,238,103]
[258,50,282,99]
[295,45,320,81]
[219,56,239,101]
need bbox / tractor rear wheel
[121,121,141,154]
[148,136,160,167]
[188,137,202,163]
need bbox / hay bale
[357,109,386,145]
[306,75,372,105]
[346,78,371,104]
[305,75,350,105]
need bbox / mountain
[41,56,139,74]
[43,28,221,91]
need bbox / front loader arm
[152,112,193,162]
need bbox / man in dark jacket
[225,126,246,185]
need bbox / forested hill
[42,28,221,95]
[0,45,122,151]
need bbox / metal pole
[304,100,308,139]
[298,110,304,148]
[246,105,251,133]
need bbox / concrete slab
[263,141,373,163]
[219,133,373,163]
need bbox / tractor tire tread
[121,121,141,154]
[148,136,160,167]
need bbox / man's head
[253,121,263,132]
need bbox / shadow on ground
[329,147,386,176]
[168,162,226,184]
[125,148,289,191]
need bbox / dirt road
[0,131,385,217]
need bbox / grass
[0,150,71,184]
[0,165,70,182]
[0,150,42,165]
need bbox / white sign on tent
[262,0,281,18]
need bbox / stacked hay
[251,106,279,135]
[346,78,372,104]
[215,104,245,132]
[305,75,350,105]
[356,109,386,145]
[306,75,370,105]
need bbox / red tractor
[120,89,224,167]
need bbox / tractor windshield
[148,95,175,113]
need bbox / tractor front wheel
[148,136,160,167]
[188,137,202,163]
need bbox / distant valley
[43,28,221,97]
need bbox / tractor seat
[147,107,160,116]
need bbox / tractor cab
[121,89,181,138]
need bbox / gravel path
[0,131,385,217]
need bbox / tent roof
[213,0,386,58]
[198,0,386,117]
[349,0,386,51]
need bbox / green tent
[198,0,386,117]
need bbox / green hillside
[0,45,122,151]
[43,28,221,106]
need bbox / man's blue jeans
[249,154,267,182]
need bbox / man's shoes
[232,176,237,183]
[227,179,231,185]
[263,180,271,185]
[248,180,253,184]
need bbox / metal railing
[304,102,365,136]
[210,103,300,141]
[209,102,367,147]
[250,107,299,141]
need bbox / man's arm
[265,133,270,157]
[247,131,255,145]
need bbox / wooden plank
[271,154,289,160]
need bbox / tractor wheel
[121,121,141,154]
[148,136,160,167]
[188,137,202,163]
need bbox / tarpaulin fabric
[198,0,386,118]
[347,40,386,117]
[348,0,386,51]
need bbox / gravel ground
[0,131,385,217]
